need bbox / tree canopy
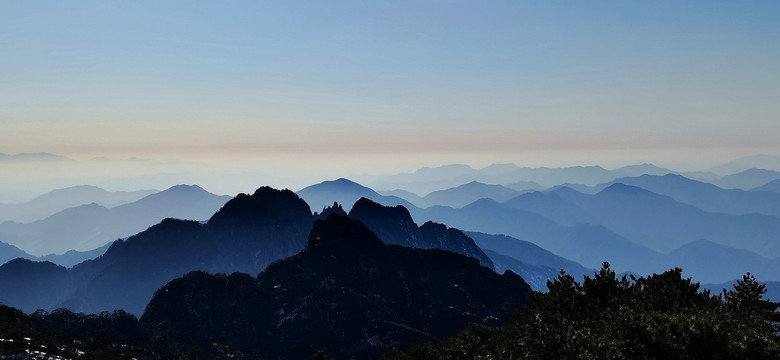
[382,263,780,360]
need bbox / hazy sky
[2,1,780,179]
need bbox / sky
[1,1,780,195]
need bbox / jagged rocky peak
[207,186,312,227]
[313,201,347,219]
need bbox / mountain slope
[140,214,530,359]
[467,231,593,288]
[348,197,494,269]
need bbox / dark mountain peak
[0,257,65,273]
[142,217,203,235]
[348,198,418,246]
[304,213,385,253]
[208,186,312,227]
[349,197,414,223]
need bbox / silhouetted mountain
[414,181,520,208]
[297,178,413,213]
[0,185,157,223]
[348,198,494,269]
[140,214,529,359]
[602,174,780,218]
[0,184,230,255]
[711,168,780,190]
[467,231,592,289]
[753,179,780,193]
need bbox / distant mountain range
[0,184,230,256]
[411,181,521,208]
[2,160,780,315]
[359,163,676,195]
[0,185,158,223]
[297,177,780,285]
[596,174,780,218]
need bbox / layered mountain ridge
[0,187,496,316]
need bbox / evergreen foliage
[382,263,780,360]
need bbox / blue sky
[2,1,779,175]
